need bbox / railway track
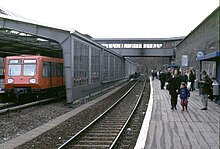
[58,77,147,149]
[0,95,65,115]
[0,102,15,110]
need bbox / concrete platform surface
[136,79,219,149]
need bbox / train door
[51,62,56,87]
[42,62,52,88]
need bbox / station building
[175,6,219,79]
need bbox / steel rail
[0,102,15,110]
[109,77,147,149]
[57,77,143,149]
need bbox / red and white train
[4,55,65,100]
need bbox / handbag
[187,82,191,90]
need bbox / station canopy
[196,52,220,61]
[0,8,62,58]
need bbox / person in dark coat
[165,69,172,90]
[151,70,155,80]
[159,71,166,89]
[199,70,212,110]
[180,72,188,84]
[168,69,181,110]
[189,70,196,91]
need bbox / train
[4,55,65,101]
[3,52,138,103]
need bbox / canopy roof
[196,52,220,61]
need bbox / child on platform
[179,82,190,111]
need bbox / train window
[23,59,37,76]
[43,62,50,78]
[24,64,36,76]
[0,57,5,62]
[8,65,21,76]
[24,59,37,64]
[56,63,63,77]
[0,58,5,76]
[9,59,21,76]
[9,59,20,64]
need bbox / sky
[0,0,219,38]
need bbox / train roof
[6,55,63,60]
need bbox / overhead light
[37,38,48,42]
[10,30,19,34]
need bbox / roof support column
[60,35,74,103]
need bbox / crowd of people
[151,68,214,111]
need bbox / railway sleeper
[92,127,122,130]
[85,132,117,136]
[98,122,125,125]
[72,144,110,148]
[76,140,112,144]
[101,120,127,123]
[119,145,131,148]
[83,136,115,140]
[103,117,128,120]
[90,129,120,133]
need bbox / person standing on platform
[180,71,188,84]
[189,70,196,91]
[159,71,166,89]
[199,70,212,110]
[151,70,155,80]
[165,69,172,90]
[179,82,190,111]
[168,69,181,110]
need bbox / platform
[136,78,219,149]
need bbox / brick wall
[175,7,219,78]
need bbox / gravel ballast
[0,81,135,148]
[0,101,73,143]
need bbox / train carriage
[4,55,65,101]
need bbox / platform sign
[181,55,188,67]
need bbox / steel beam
[0,17,71,42]
[60,35,74,103]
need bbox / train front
[4,56,40,100]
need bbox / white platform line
[134,77,154,149]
